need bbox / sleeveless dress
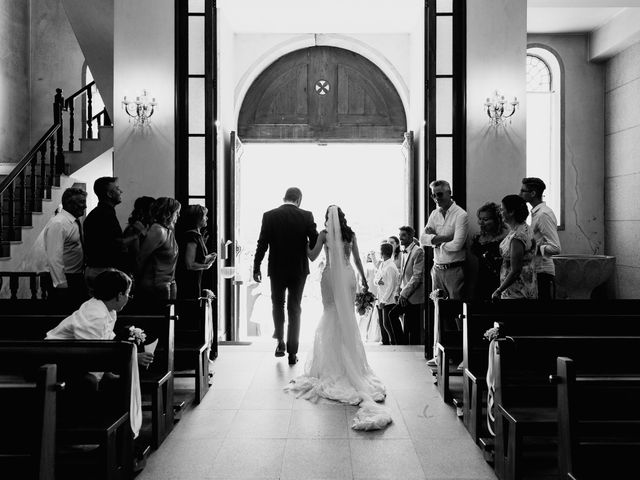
[285,232,392,431]
[499,223,537,299]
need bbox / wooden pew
[173,297,215,404]
[0,304,176,450]
[0,364,61,480]
[431,299,464,403]
[492,336,640,480]
[462,300,640,446]
[555,356,640,480]
[0,341,135,480]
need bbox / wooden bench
[0,363,61,480]
[0,341,135,480]
[555,356,640,480]
[0,305,176,450]
[492,335,640,480]
[431,299,464,403]
[172,297,215,404]
[461,300,640,446]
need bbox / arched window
[526,47,562,226]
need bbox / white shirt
[45,298,117,340]
[530,202,561,275]
[42,209,84,287]
[374,258,400,305]
[422,201,469,264]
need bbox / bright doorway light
[236,143,409,343]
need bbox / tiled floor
[137,341,498,480]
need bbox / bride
[285,205,392,430]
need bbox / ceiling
[528,1,639,34]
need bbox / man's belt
[433,261,465,270]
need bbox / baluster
[0,193,4,246]
[54,88,65,175]
[8,182,15,241]
[39,273,48,300]
[9,273,19,300]
[68,98,75,151]
[18,170,26,225]
[39,144,47,203]
[104,108,112,127]
[30,155,38,212]
[30,274,38,299]
[87,87,93,138]
[49,136,55,192]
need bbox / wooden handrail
[0,123,60,196]
[64,80,96,108]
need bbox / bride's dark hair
[325,205,354,243]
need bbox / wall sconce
[484,90,519,127]
[122,90,157,127]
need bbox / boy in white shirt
[374,243,401,345]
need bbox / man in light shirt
[42,187,87,306]
[520,177,561,300]
[421,180,469,300]
[374,242,401,345]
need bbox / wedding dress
[285,206,392,431]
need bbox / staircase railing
[0,83,110,257]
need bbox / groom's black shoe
[288,355,298,365]
[275,340,286,357]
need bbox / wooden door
[239,46,406,142]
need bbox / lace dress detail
[285,219,392,431]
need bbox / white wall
[466,0,527,226]
[605,41,640,298]
[113,0,175,226]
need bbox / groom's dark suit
[254,204,318,357]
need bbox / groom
[253,187,319,365]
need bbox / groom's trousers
[388,301,423,345]
[270,275,307,356]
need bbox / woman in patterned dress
[491,195,537,300]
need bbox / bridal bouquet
[128,326,147,346]
[355,291,376,316]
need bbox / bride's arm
[351,234,368,290]
[307,230,326,261]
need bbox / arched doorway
[226,46,411,342]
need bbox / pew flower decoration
[199,289,216,301]
[127,326,147,346]
[355,291,376,316]
[483,322,500,342]
[429,289,449,302]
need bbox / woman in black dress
[176,205,216,299]
[470,202,508,299]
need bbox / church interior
[1,0,640,479]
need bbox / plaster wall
[113,0,175,226]
[0,0,31,163]
[30,0,85,143]
[466,0,527,227]
[605,41,640,298]
[528,34,605,257]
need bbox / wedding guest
[469,202,508,299]
[358,252,381,342]
[84,177,145,290]
[421,180,469,300]
[492,195,537,300]
[388,235,402,270]
[136,197,181,302]
[175,204,217,299]
[374,242,401,344]
[42,187,88,306]
[389,226,425,345]
[520,177,561,300]
[122,196,155,275]
[46,269,154,368]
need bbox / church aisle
[137,343,497,480]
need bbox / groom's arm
[307,212,319,249]
[253,213,270,280]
